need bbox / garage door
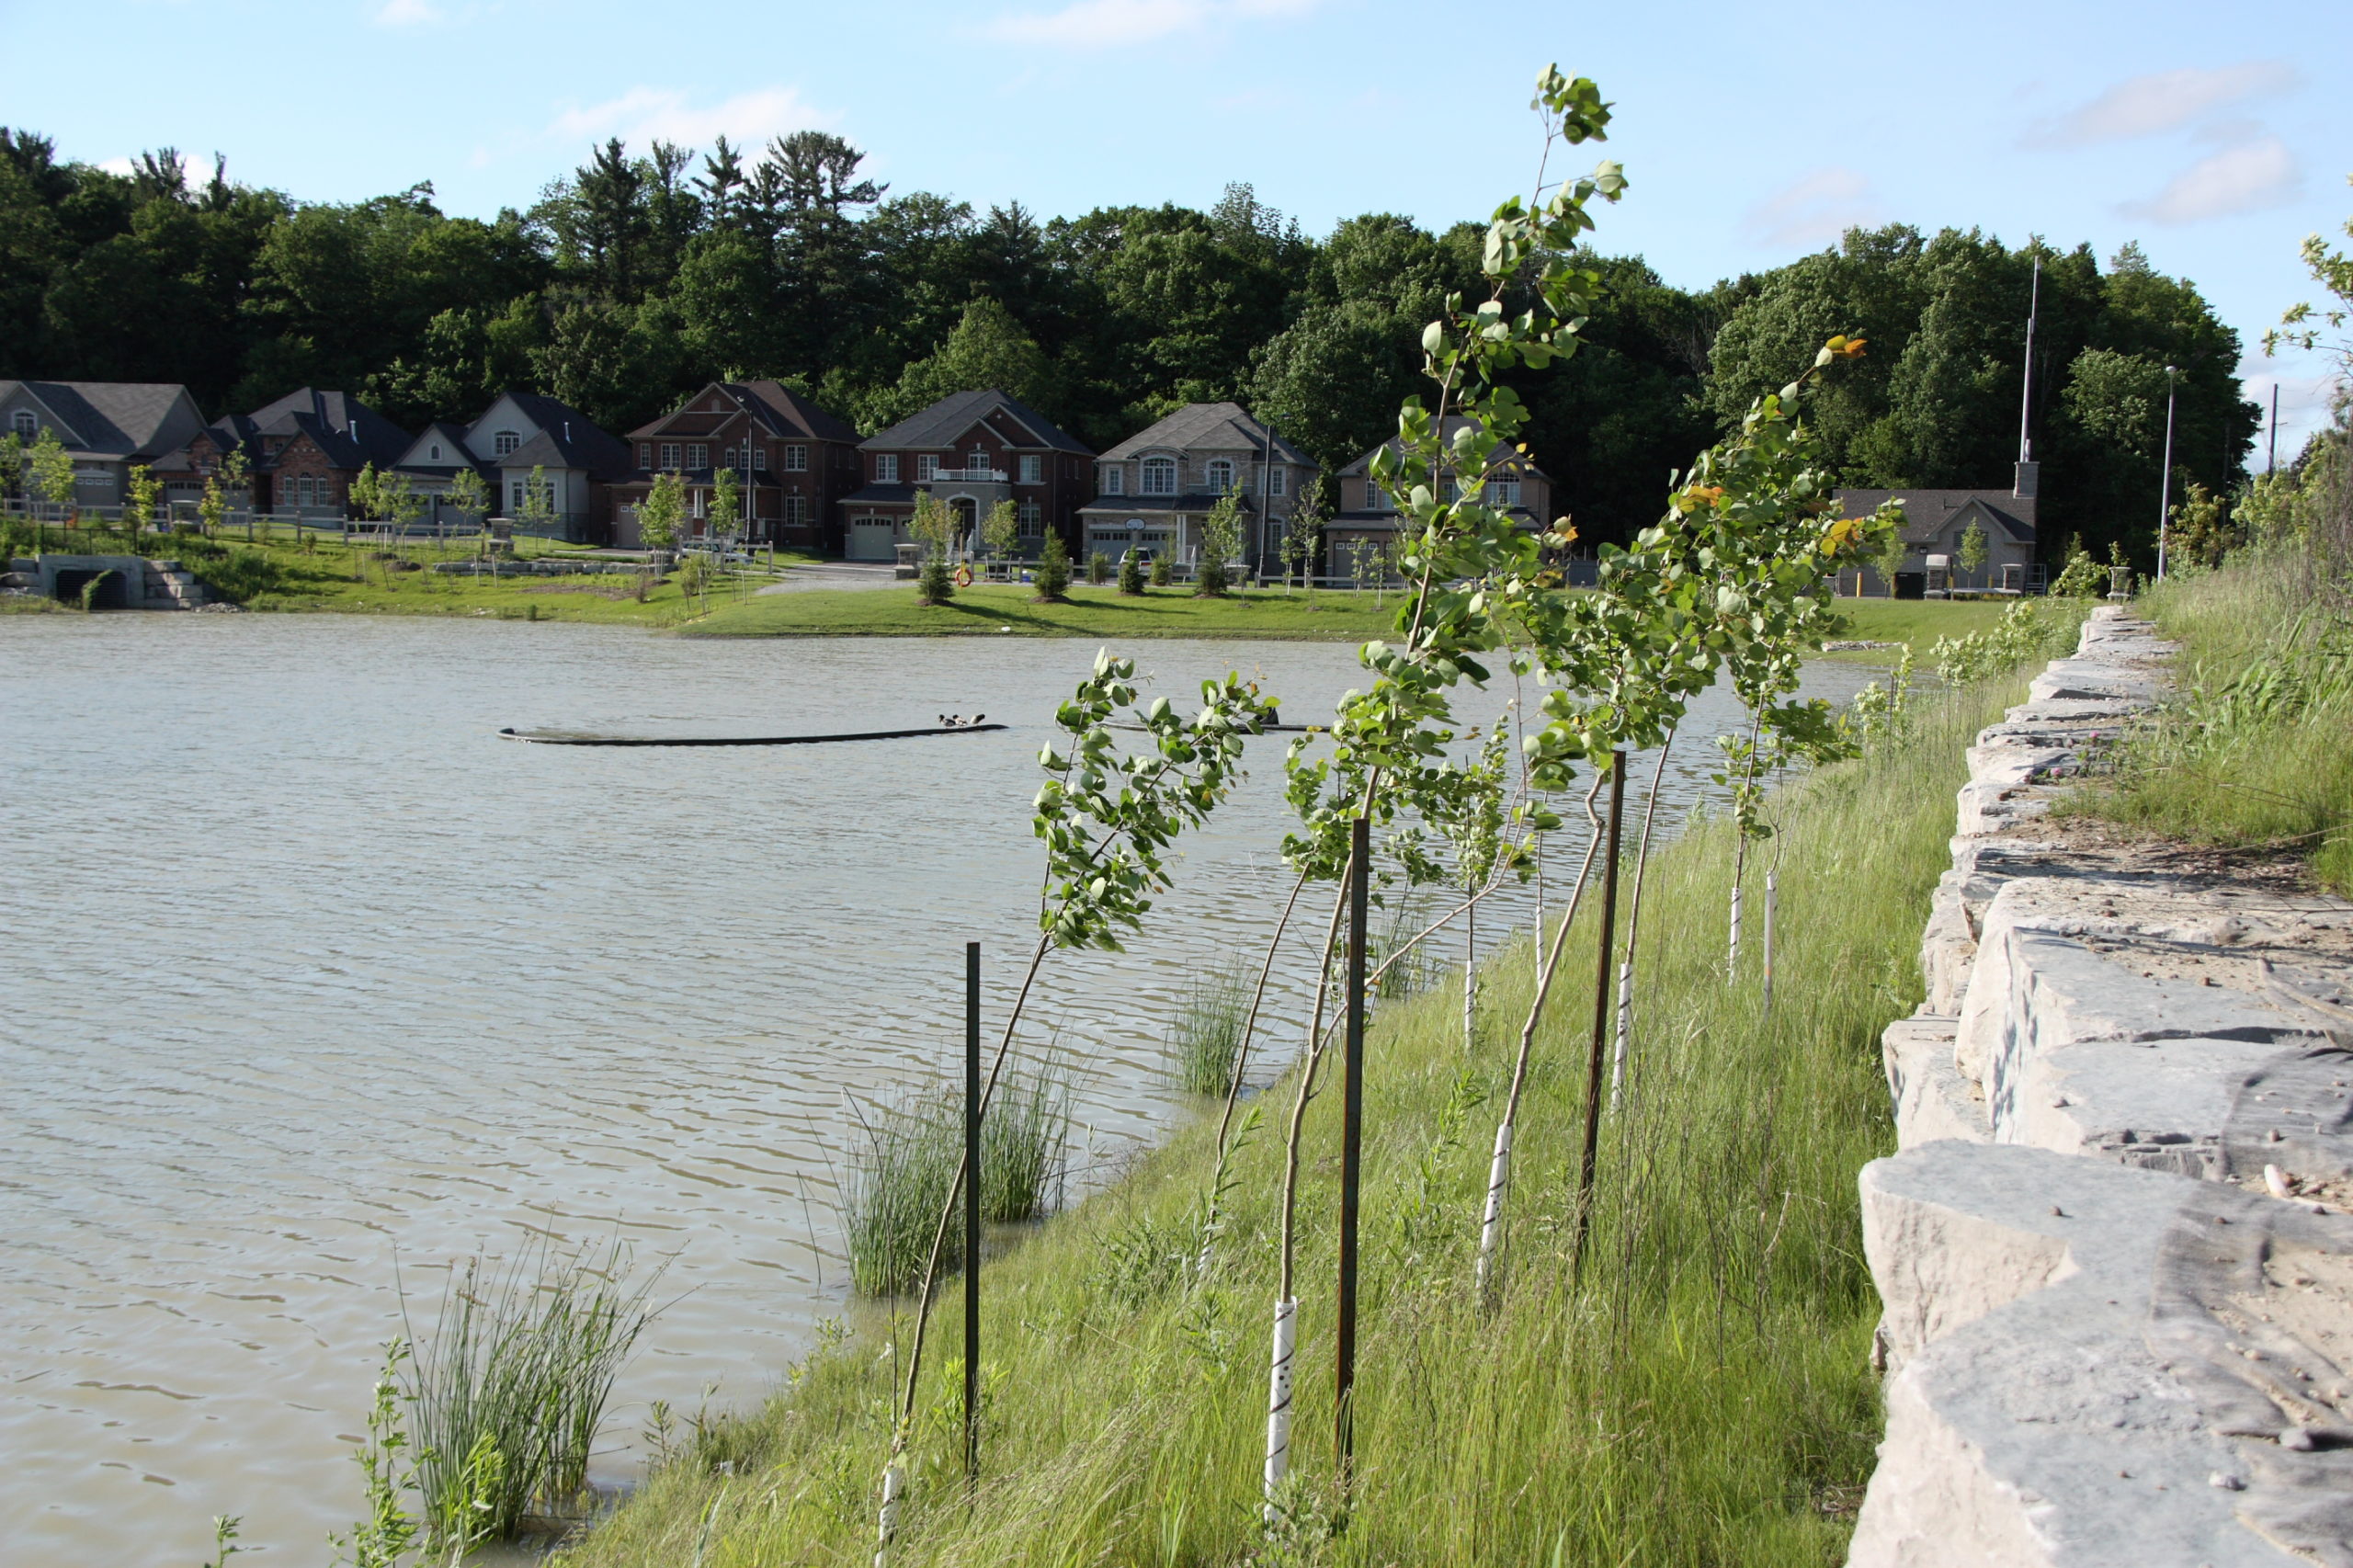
[848,517,897,561]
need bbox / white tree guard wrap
[1473,1120,1513,1292]
[1263,1295,1299,1508]
[1762,870,1777,1008]
[873,1459,904,1568]
[1462,956,1476,1052]
[1728,881,1744,973]
[1608,959,1634,1110]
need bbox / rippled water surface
[0,615,1874,1562]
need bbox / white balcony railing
[926,467,1008,483]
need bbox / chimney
[2013,460,2039,500]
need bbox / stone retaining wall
[1850,606,2353,1566]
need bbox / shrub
[1033,534,1071,600]
[1149,553,1171,587]
[918,553,956,606]
[1118,551,1146,595]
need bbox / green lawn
[1818,597,2017,661]
[683,582,1404,639]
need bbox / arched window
[429,443,442,460]
[493,430,520,457]
[1204,459,1233,493]
[10,410,35,439]
[1141,457,1176,496]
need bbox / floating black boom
[498,723,1009,747]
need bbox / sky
[3,0,2347,459]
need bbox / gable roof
[394,421,480,472]
[862,388,1093,456]
[498,420,635,480]
[1837,487,2037,546]
[1098,402,1314,467]
[624,381,861,445]
[242,387,412,471]
[0,380,205,459]
[1336,415,1553,481]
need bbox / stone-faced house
[842,389,1095,562]
[0,380,208,511]
[390,392,632,539]
[609,381,862,551]
[1077,402,1316,572]
[1326,418,1556,569]
[1836,462,2041,593]
[152,388,411,517]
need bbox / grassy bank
[2070,550,2353,893]
[684,582,2007,652]
[553,632,2074,1568]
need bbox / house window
[916,454,938,482]
[429,443,442,460]
[638,442,652,467]
[969,447,989,475]
[722,445,737,470]
[877,453,900,483]
[1019,454,1041,483]
[1205,458,1233,493]
[1268,466,1286,497]
[1365,481,1385,510]
[1141,457,1176,496]
[493,430,520,457]
[782,496,807,527]
[10,411,34,439]
[687,443,708,469]
[1487,477,1522,506]
[659,443,681,470]
[1441,476,1460,503]
[753,444,767,471]
[1017,501,1043,537]
[510,479,528,511]
[784,444,807,472]
[1102,465,1124,495]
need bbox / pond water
[0,615,1876,1563]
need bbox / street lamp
[2155,364,2178,581]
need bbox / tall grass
[554,646,2075,1568]
[405,1235,665,1545]
[1166,966,1250,1096]
[2069,548,2353,893]
[844,1062,1072,1296]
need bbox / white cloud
[1740,167,1881,252]
[97,156,137,177]
[548,86,837,150]
[2027,61,2297,147]
[2120,137,2300,224]
[982,0,1317,49]
[374,0,442,24]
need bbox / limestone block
[1853,1143,2313,1566]
[1884,1015,1986,1150]
[2029,659,2165,705]
[2006,1036,2285,1177]
[1924,875,1978,1016]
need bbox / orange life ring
[952,563,974,587]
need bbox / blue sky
[5,0,2347,456]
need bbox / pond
[0,615,1878,1562]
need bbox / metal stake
[1335,815,1370,1478]
[963,939,981,1487]
[1573,750,1628,1278]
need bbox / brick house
[608,381,861,551]
[1835,462,2042,594]
[390,392,631,540]
[0,380,208,512]
[1077,402,1316,574]
[1326,417,1556,572]
[841,389,1095,562]
[152,388,410,517]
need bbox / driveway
[756,562,904,595]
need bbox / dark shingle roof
[0,379,203,459]
[1097,403,1313,466]
[395,421,479,473]
[862,389,1093,456]
[840,483,919,507]
[734,381,861,443]
[1838,488,2037,546]
[242,388,411,471]
[496,411,634,481]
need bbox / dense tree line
[0,127,2257,557]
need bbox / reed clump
[404,1235,663,1546]
[844,1062,1072,1296]
[1165,965,1250,1096]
